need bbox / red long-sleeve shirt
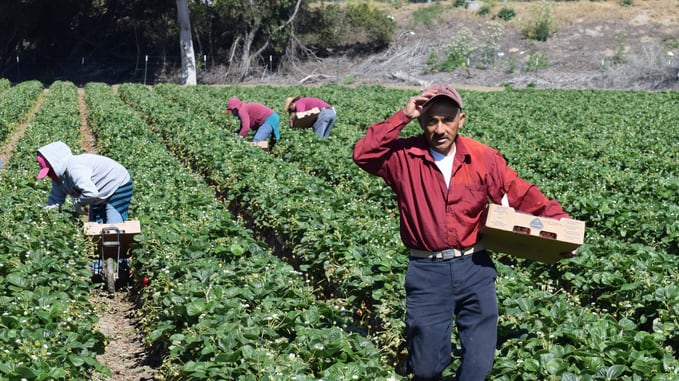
[288,97,332,127]
[233,102,275,137]
[353,110,569,251]
[294,97,331,112]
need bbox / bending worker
[353,84,577,381]
[37,141,133,224]
[284,96,336,138]
[226,97,281,144]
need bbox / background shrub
[297,3,395,56]
[520,2,554,41]
[496,6,516,21]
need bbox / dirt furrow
[78,87,156,381]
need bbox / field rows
[0,80,677,380]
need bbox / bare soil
[262,0,679,91]
[90,292,156,381]
[76,88,156,381]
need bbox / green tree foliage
[0,0,177,82]
[289,3,395,56]
[0,0,394,82]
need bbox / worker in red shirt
[226,98,281,144]
[284,96,336,137]
[353,85,577,381]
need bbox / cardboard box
[480,204,585,264]
[249,140,269,151]
[83,220,141,236]
[292,107,320,129]
[84,220,141,258]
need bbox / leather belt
[409,243,485,260]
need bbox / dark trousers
[405,251,498,381]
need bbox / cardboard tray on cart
[480,204,585,264]
[292,108,320,129]
[83,220,141,252]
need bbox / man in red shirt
[353,85,575,380]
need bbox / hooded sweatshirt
[37,141,131,207]
[227,98,280,140]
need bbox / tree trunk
[176,0,196,85]
[229,0,303,82]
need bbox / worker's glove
[72,199,85,215]
[42,204,60,211]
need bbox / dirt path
[77,87,156,381]
[0,89,46,167]
[90,293,156,381]
[78,87,98,154]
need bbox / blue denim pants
[405,250,498,381]
[312,107,336,137]
[88,180,133,224]
[253,113,281,142]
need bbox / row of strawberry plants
[84,82,397,380]
[137,82,671,379]
[187,84,678,361]
[152,84,400,211]
[149,84,678,379]
[119,82,411,359]
[464,88,678,354]
[0,78,10,93]
[484,90,678,379]
[0,80,43,145]
[0,81,110,379]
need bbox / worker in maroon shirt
[284,96,336,137]
[226,98,281,144]
[353,85,577,381]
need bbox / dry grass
[388,0,679,28]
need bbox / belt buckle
[431,250,454,260]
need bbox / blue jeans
[89,180,133,223]
[89,203,124,223]
[405,251,498,381]
[312,107,336,138]
[253,113,281,142]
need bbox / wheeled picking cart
[84,220,141,293]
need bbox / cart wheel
[105,257,116,293]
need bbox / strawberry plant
[1,80,677,380]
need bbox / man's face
[419,99,465,156]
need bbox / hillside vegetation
[267,0,679,90]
